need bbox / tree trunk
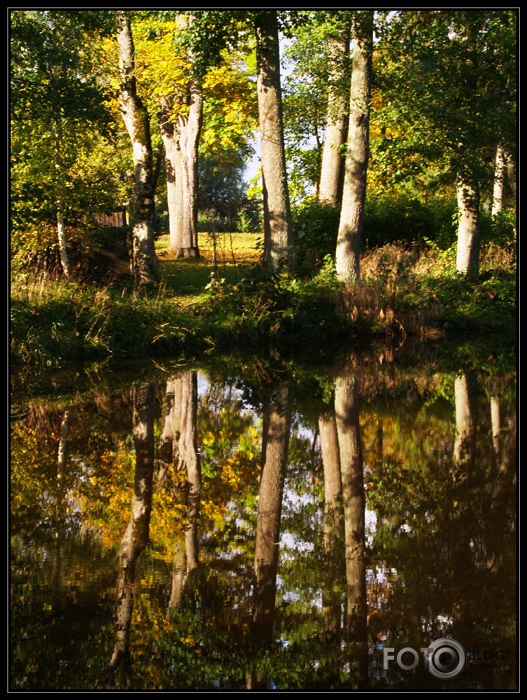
[335,11,373,285]
[116,10,157,286]
[255,10,293,273]
[252,383,293,643]
[491,143,507,217]
[319,23,350,205]
[56,198,71,277]
[158,100,183,256]
[157,15,202,259]
[505,147,517,201]
[456,171,480,281]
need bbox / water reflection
[10,341,517,690]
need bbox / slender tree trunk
[491,143,507,217]
[319,23,350,205]
[335,11,373,285]
[56,198,71,277]
[456,171,480,281]
[116,10,157,286]
[252,383,293,643]
[255,10,293,273]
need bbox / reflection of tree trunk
[160,373,201,612]
[252,384,293,645]
[54,410,70,591]
[319,407,343,632]
[453,371,478,477]
[334,371,368,689]
[109,383,156,672]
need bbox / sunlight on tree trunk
[456,172,480,281]
[335,11,373,285]
[116,10,157,286]
[491,143,507,217]
[319,23,350,205]
[255,10,293,273]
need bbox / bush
[291,197,340,273]
[363,194,457,249]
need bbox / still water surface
[10,338,517,690]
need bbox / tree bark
[335,11,373,285]
[157,15,202,259]
[56,198,71,277]
[491,143,507,217]
[255,10,293,273]
[116,10,157,286]
[456,171,480,281]
[158,99,183,256]
[319,23,350,205]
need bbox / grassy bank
[10,233,517,369]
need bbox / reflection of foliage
[10,348,517,690]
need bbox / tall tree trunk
[255,10,293,273]
[491,143,507,217]
[335,11,373,285]
[252,383,293,644]
[110,383,156,672]
[158,100,183,255]
[116,10,157,286]
[319,23,350,205]
[334,369,368,689]
[157,15,202,259]
[456,171,480,281]
[177,35,203,260]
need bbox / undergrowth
[10,237,516,369]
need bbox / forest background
[9,9,517,368]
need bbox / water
[10,337,517,690]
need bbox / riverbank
[10,235,517,369]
